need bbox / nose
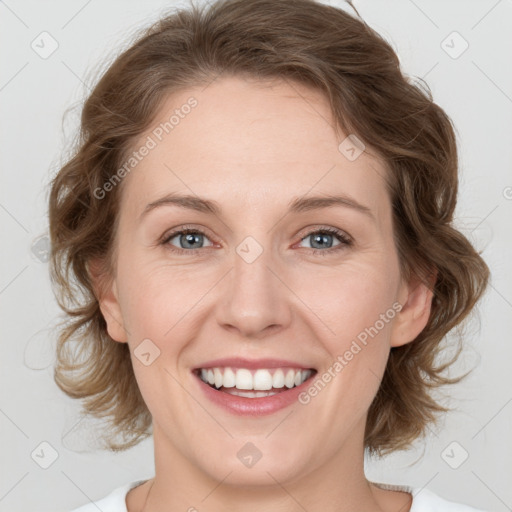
[216,243,292,339]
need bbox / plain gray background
[1,0,511,510]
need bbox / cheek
[114,239,192,333]
[296,260,399,341]
[120,275,190,341]
[296,260,399,398]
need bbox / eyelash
[160,225,353,257]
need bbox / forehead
[119,76,390,222]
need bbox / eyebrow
[140,192,374,220]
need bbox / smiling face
[96,75,433,489]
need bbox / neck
[132,419,410,512]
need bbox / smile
[195,367,314,396]
[192,363,318,416]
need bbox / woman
[48,0,490,510]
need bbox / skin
[93,75,433,512]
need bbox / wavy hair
[48,0,489,454]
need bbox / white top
[68,479,489,511]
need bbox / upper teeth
[198,367,312,390]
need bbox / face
[97,75,432,487]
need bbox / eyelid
[160,224,353,255]
[296,224,352,244]
[159,224,218,245]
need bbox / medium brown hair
[48,0,489,455]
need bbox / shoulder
[67,480,148,512]
[371,481,489,512]
[410,487,489,512]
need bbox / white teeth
[197,367,313,391]
[235,368,253,390]
[253,369,273,390]
[285,369,295,388]
[214,368,223,389]
[272,369,285,388]
[225,389,279,398]
[223,367,236,388]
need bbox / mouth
[192,366,317,398]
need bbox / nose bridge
[217,232,291,337]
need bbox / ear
[390,270,436,348]
[88,258,128,343]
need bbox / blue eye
[161,226,352,256]
[163,228,215,253]
[297,227,352,256]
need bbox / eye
[161,227,215,254]
[297,227,352,256]
[160,225,353,256]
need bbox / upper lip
[193,357,316,371]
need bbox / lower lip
[192,371,316,416]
